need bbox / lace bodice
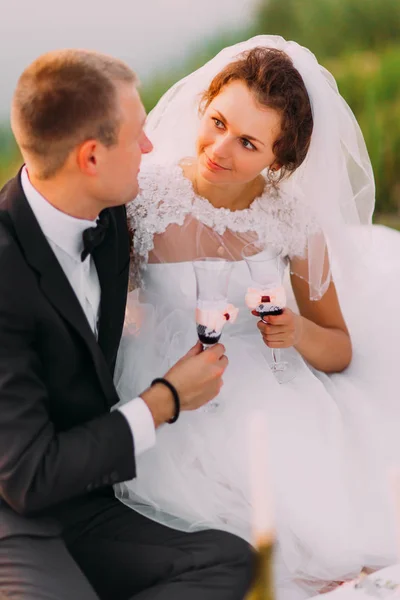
[127,162,320,284]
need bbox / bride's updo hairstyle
[200,47,313,179]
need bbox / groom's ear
[77,139,99,175]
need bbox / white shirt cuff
[118,397,156,456]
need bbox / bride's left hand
[253,308,303,348]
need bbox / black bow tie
[81,210,110,262]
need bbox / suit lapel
[7,171,120,408]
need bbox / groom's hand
[141,342,228,426]
[166,342,228,411]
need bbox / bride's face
[196,80,282,185]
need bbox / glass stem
[271,348,281,365]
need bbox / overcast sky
[0,0,257,120]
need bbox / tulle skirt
[114,225,400,598]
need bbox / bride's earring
[267,165,281,185]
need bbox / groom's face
[96,84,153,206]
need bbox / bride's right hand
[165,342,228,412]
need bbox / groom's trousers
[0,492,254,600]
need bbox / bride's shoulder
[137,161,180,194]
[258,184,321,258]
[268,186,317,227]
[126,161,194,266]
[126,161,191,222]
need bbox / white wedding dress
[114,162,400,600]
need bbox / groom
[0,50,253,599]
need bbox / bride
[114,36,400,599]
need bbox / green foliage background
[1,0,399,218]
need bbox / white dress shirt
[21,167,155,456]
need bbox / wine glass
[241,241,296,384]
[193,257,237,410]
[192,258,236,348]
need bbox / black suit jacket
[0,170,136,539]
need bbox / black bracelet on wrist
[151,378,180,424]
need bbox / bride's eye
[212,118,225,129]
[241,138,256,151]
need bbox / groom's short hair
[12,49,138,179]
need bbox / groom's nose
[140,132,153,155]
